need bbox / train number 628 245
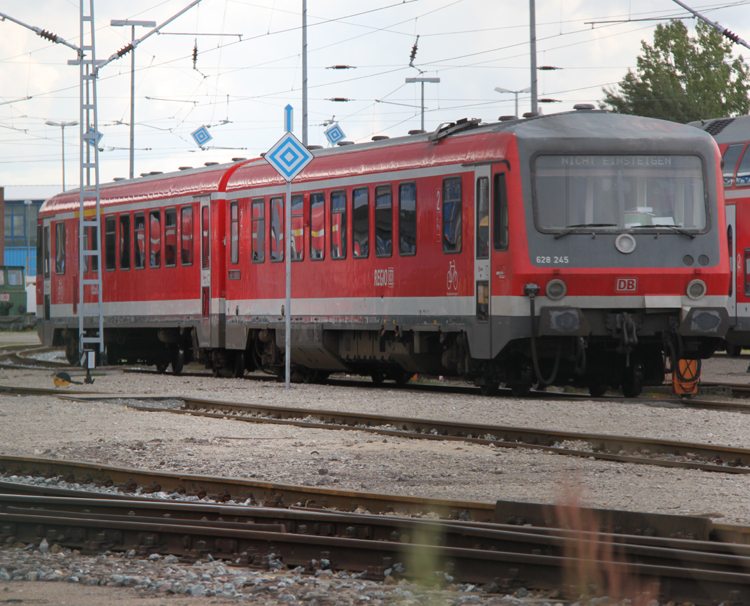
[536,255,570,264]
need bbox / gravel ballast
[1,332,749,604]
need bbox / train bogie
[36,109,730,397]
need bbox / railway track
[54,393,750,477]
[12,343,750,405]
[3,466,750,603]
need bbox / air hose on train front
[524,283,561,387]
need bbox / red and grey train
[36,108,730,397]
[689,115,750,356]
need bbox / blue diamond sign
[265,131,313,182]
[191,126,213,147]
[324,123,345,146]
[85,127,103,148]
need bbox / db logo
[616,278,638,292]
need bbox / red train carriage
[37,108,729,397]
[689,116,750,356]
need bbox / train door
[473,165,492,358]
[490,166,511,358]
[198,197,212,347]
[727,204,737,324]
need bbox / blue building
[1,186,60,277]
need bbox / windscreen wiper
[629,224,696,239]
[554,223,617,239]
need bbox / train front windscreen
[533,154,707,234]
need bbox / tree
[601,20,750,123]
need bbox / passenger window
[291,195,304,261]
[134,212,146,269]
[476,177,489,259]
[43,224,50,279]
[723,144,745,187]
[55,222,66,275]
[251,199,265,263]
[120,214,131,270]
[375,185,392,257]
[83,226,98,273]
[201,206,209,269]
[310,192,325,260]
[230,201,239,265]
[353,188,369,258]
[165,208,177,267]
[37,224,43,278]
[7,269,21,285]
[331,190,346,260]
[399,183,416,256]
[149,210,161,268]
[443,177,462,253]
[270,197,284,262]
[736,146,750,188]
[104,216,116,271]
[180,207,193,266]
[493,173,509,251]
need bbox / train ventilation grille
[703,118,735,135]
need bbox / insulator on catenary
[37,29,59,43]
[192,40,198,69]
[723,29,740,43]
[117,44,134,58]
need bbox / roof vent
[337,140,354,146]
[231,157,247,162]
[204,162,219,166]
[139,173,149,177]
[149,171,163,175]
[113,177,125,182]
[371,135,389,141]
[574,103,595,111]
[429,118,482,142]
[408,129,426,135]
[499,115,516,122]
[703,118,735,136]
[307,145,323,150]
[522,112,539,118]
[178,166,193,171]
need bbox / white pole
[129,25,135,179]
[302,0,308,146]
[529,0,538,114]
[60,125,66,191]
[285,179,291,389]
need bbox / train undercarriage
[53,304,724,398]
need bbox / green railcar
[0,266,33,329]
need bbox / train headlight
[686,279,707,300]
[545,279,567,300]
[615,233,636,254]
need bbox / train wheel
[171,349,185,375]
[232,352,245,378]
[480,381,499,396]
[509,382,531,397]
[726,344,743,357]
[371,371,385,385]
[65,338,79,365]
[393,369,411,385]
[156,360,169,374]
[588,380,608,398]
[621,367,643,398]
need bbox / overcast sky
[0,0,749,193]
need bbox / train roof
[39,109,715,215]
[688,116,750,145]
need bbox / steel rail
[2,493,748,566]
[2,496,750,603]
[99,395,750,474]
